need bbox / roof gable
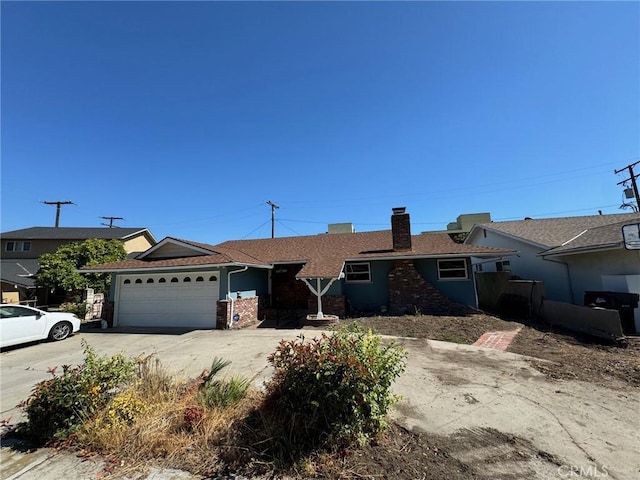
[139,237,219,259]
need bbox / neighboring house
[1,227,157,304]
[465,213,640,329]
[82,208,513,329]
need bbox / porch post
[316,278,324,319]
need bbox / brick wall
[391,211,412,251]
[216,296,259,329]
[388,259,470,315]
[307,295,346,318]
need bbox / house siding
[468,230,572,303]
[414,258,477,307]
[563,249,640,304]
[343,260,393,313]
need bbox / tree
[36,239,126,295]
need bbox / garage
[116,272,220,328]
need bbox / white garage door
[116,272,220,328]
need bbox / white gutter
[78,262,273,274]
[345,252,515,262]
[226,266,248,328]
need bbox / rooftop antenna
[101,216,124,228]
[266,201,279,238]
[41,200,75,227]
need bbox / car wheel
[49,322,72,341]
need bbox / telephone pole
[101,216,124,228]
[615,161,640,209]
[266,201,279,238]
[42,201,75,227]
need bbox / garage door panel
[117,272,220,328]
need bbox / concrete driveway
[1,328,638,480]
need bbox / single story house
[1,227,157,304]
[82,208,513,329]
[465,213,640,332]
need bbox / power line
[41,200,75,227]
[241,219,271,239]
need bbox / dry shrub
[76,355,258,477]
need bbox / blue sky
[2,1,638,243]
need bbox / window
[159,278,166,283]
[183,277,191,282]
[496,260,511,272]
[171,277,178,283]
[345,263,371,283]
[147,278,154,283]
[437,259,468,280]
[209,276,217,282]
[135,279,142,284]
[5,241,31,252]
[123,279,131,284]
[196,276,204,282]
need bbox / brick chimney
[391,207,412,251]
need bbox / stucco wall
[468,229,572,302]
[563,249,640,304]
[123,235,154,255]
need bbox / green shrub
[60,301,90,319]
[198,357,251,408]
[264,325,407,458]
[22,341,136,442]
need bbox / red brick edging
[472,328,522,351]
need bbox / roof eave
[79,261,274,274]
[540,244,624,257]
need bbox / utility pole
[615,161,640,209]
[266,201,279,238]
[101,216,124,228]
[42,201,75,227]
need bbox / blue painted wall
[343,260,394,312]
[414,258,477,307]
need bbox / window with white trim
[496,260,511,272]
[5,241,31,252]
[437,259,468,280]
[345,262,371,283]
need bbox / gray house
[465,213,640,331]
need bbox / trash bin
[584,291,639,335]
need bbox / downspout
[226,266,248,328]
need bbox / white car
[0,304,81,348]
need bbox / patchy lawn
[330,313,640,388]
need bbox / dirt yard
[298,313,640,479]
[335,313,640,388]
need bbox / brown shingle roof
[217,230,511,278]
[84,230,513,278]
[472,213,640,248]
[541,220,640,255]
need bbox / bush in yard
[198,357,251,408]
[21,341,136,442]
[263,324,407,461]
